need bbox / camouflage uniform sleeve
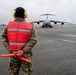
[23,25,37,54]
[1,26,10,51]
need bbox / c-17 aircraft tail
[40,13,55,20]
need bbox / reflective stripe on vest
[7,21,32,51]
[9,42,26,46]
[8,28,31,32]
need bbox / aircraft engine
[37,22,40,24]
[54,22,57,24]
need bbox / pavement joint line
[61,34,76,37]
[62,40,76,43]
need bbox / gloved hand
[12,50,24,57]
[16,50,24,57]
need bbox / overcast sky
[0,0,76,24]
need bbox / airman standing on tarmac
[1,7,37,75]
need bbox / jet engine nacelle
[37,22,40,24]
[54,22,57,24]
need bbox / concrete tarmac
[1,25,76,75]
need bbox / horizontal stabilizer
[40,13,55,16]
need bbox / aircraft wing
[31,19,69,25]
[31,20,44,24]
[50,20,69,25]
[31,20,43,23]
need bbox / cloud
[0,0,76,24]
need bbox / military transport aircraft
[31,13,68,28]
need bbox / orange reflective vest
[7,21,32,51]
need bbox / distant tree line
[0,24,6,26]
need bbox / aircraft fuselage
[41,20,53,28]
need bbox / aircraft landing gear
[41,25,53,28]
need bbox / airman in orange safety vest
[2,7,37,75]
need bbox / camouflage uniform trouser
[8,54,33,75]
